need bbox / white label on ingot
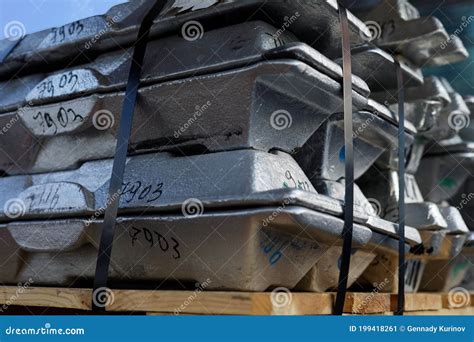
[26,69,100,102]
[171,0,219,12]
[19,99,95,136]
[18,182,93,214]
[38,20,86,48]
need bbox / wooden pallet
[0,287,472,315]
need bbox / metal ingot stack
[0,0,470,296]
[347,0,471,292]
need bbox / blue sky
[0,0,124,38]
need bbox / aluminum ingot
[0,23,369,175]
[0,0,372,78]
[373,76,451,135]
[335,46,423,91]
[0,206,372,290]
[417,140,474,203]
[294,100,412,181]
[356,0,469,67]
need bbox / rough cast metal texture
[357,0,469,67]
[335,45,423,92]
[417,142,474,203]
[294,108,412,181]
[0,146,414,245]
[0,0,371,78]
[0,150,318,220]
[373,76,451,136]
[0,207,372,290]
[0,23,370,175]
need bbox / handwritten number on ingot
[50,21,84,44]
[120,181,163,203]
[129,226,181,259]
[24,184,61,211]
[35,71,79,100]
[32,107,84,134]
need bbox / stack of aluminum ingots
[0,0,471,294]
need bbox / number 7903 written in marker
[129,226,181,259]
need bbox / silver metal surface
[0,29,370,175]
[373,76,451,135]
[294,107,410,182]
[357,0,469,67]
[0,206,373,290]
[335,46,423,92]
[358,169,448,232]
[0,0,371,78]
[417,145,474,203]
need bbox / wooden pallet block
[441,292,473,309]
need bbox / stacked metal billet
[348,0,472,292]
[413,95,474,292]
[0,0,470,295]
[0,0,412,292]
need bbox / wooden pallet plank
[1,287,470,315]
[441,292,473,309]
[0,287,90,311]
[390,293,441,312]
[109,291,334,315]
[343,292,391,314]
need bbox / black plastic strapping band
[92,0,167,311]
[395,60,406,316]
[334,4,354,316]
